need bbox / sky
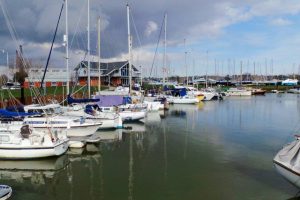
[1,0,300,77]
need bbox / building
[24,68,68,88]
[74,60,141,87]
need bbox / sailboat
[273,136,300,188]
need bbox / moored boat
[251,88,266,95]
[0,125,69,159]
[273,136,300,188]
[0,185,12,200]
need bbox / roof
[74,61,139,75]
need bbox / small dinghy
[0,185,12,200]
[273,136,300,188]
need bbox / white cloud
[144,21,158,37]
[270,18,293,26]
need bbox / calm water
[3,94,300,200]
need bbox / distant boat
[287,88,300,94]
[273,136,300,188]
[251,88,266,95]
[1,82,20,90]
[226,88,252,96]
[172,95,199,104]
[0,185,12,200]
[282,79,298,86]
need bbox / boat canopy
[0,109,40,118]
[67,95,100,104]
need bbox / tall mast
[205,51,208,88]
[184,39,187,86]
[163,13,167,86]
[65,0,69,95]
[87,0,91,98]
[97,17,101,93]
[240,61,243,85]
[127,3,132,95]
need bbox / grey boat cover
[274,139,300,173]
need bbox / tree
[0,74,8,86]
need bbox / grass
[0,86,109,100]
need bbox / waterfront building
[23,61,141,88]
[24,68,68,88]
[74,60,141,87]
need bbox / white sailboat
[172,95,199,104]
[0,125,69,159]
[273,136,300,188]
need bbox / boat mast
[65,0,69,95]
[87,0,91,98]
[163,13,167,87]
[240,61,243,85]
[97,16,101,93]
[184,39,188,86]
[127,3,132,95]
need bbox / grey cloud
[0,0,299,70]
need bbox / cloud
[270,18,293,26]
[144,21,158,37]
[1,0,300,75]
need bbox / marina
[0,94,298,199]
[1,0,300,199]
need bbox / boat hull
[0,139,69,159]
[173,98,199,104]
[273,161,300,188]
[119,111,146,122]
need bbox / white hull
[119,111,146,122]
[0,185,12,200]
[273,139,300,188]
[0,139,69,159]
[64,108,123,129]
[274,162,300,188]
[173,97,199,104]
[226,90,252,96]
[201,92,216,101]
[144,101,161,111]
[66,124,101,137]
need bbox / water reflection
[7,94,300,200]
[0,155,69,185]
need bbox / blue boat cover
[0,109,40,118]
[67,95,100,104]
[122,96,132,104]
[93,95,124,107]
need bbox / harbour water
[3,93,300,200]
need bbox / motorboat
[273,136,300,188]
[0,125,69,159]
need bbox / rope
[149,14,165,78]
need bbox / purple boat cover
[94,95,124,107]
